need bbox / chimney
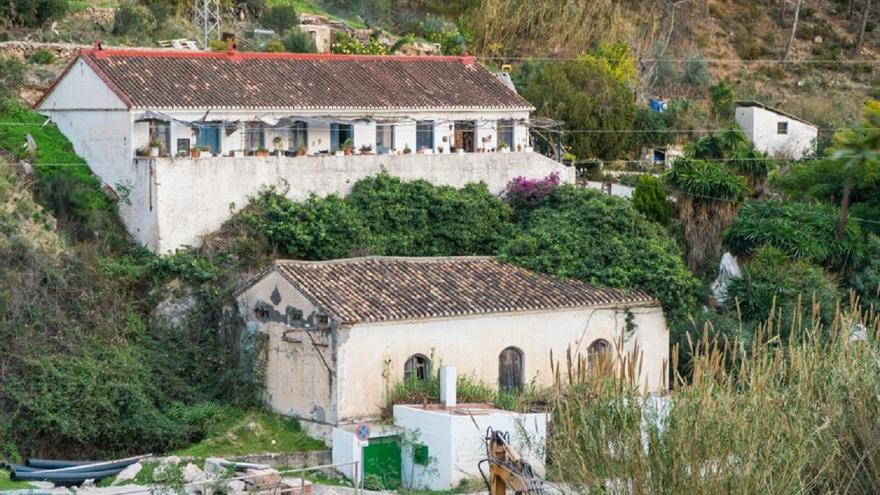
[439,366,457,408]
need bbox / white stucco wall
[735,105,818,159]
[36,59,159,246]
[336,304,667,422]
[236,271,338,426]
[150,152,573,252]
[394,405,548,491]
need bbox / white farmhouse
[235,256,669,432]
[37,45,571,253]
[735,100,818,159]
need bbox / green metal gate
[362,435,401,490]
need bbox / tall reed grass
[549,296,880,493]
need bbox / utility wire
[476,56,880,64]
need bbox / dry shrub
[547,296,880,494]
[463,0,663,58]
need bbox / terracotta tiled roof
[272,257,655,324]
[76,49,532,110]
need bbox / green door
[362,435,401,490]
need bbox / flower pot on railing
[255,148,269,157]
[191,148,201,158]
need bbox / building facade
[235,257,669,433]
[38,47,572,252]
[735,100,818,159]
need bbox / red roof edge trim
[85,47,477,64]
[34,49,132,110]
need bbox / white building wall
[151,152,573,252]
[477,120,497,151]
[394,405,548,491]
[236,271,337,425]
[336,304,667,422]
[353,122,375,151]
[735,106,818,159]
[393,121,417,153]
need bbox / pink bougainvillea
[503,171,561,207]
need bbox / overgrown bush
[724,199,866,272]
[331,32,387,54]
[632,174,673,225]
[29,49,55,65]
[500,186,699,320]
[347,173,512,256]
[726,245,842,329]
[243,189,369,260]
[282,28,318,53]
[112,3,156,36]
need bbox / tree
[829,101,880,239]
[782,0,802,61]
[261,4,299,35]
[665,157,748,272]
[521,54,637,160]
[1,0,68,27]
[854,0,873,55]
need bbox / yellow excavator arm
[478,428,545,495]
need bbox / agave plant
[665,157,747,272]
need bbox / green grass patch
[266,0,367,29]
[173,410,324,457]
[0,469,32,490]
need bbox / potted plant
[149,139,162,157]
[296,144,308,156]
[359,144,374,155]
[191,147,201,158]
[499,143,510,153]
[135,146,150,157]
[438,146,445,154]
[562,152,577,166]
[273,136,284,156]
[255,147,270,157]
[341,138,354,156]
[402,144,412,154]
[232,149,244,158]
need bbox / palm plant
[665,157,747,272]
[728,147,772,197]
[830,102,880,240]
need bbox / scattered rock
[183,463,206,484]
[225,479,246,493]
[813,35,823,44]
[112,461,143,485]
[244,468,281,490]
[203,458,227,479]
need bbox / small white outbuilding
[735,101,818,159]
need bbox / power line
[476,56,880,65]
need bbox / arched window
[404,354,430,382]
[587,339,611,366]
[498,347,524,391]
